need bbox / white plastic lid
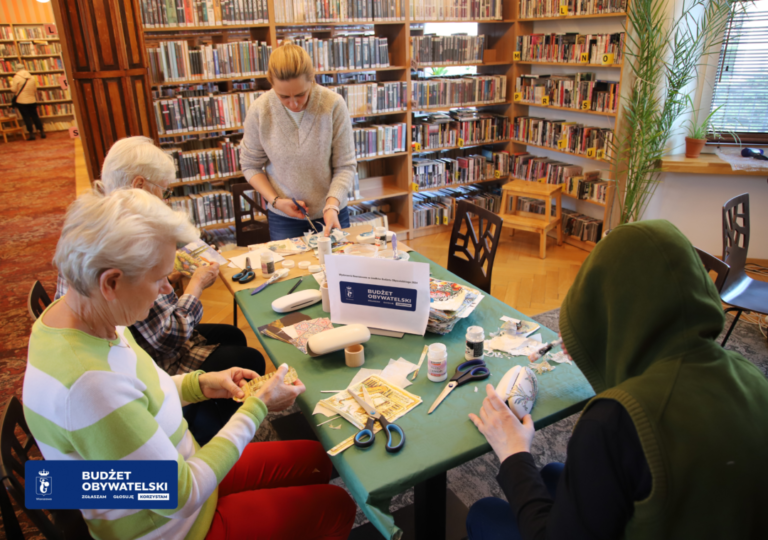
[260,251,273,262]
[428,343,447,359]
[282,260,295,268]
[467,326,484,341]
[298,261,311,269]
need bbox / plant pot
[685,137,707,158]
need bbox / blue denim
[267,207,350,241]
[466,462,564,540]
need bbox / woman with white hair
[55,136,267,445]
[25,189,356,539]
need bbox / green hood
[559,219,725,393]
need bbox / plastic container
[427,343,448,382]
[317,237,332,264]
[260,251,275,278]
[374,226,388,249]
[464,326,485,361]
[344,244,378,257]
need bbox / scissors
[231,257,255,284]
[292,197,319,234]
[349,385,405,453]
[428,359,490,414]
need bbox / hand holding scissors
[231,257,255,284]
[428,359,490,414]
[349,385,405,453]
[292,197,319,235]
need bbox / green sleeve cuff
[182,370,207,403]
[237,396,268,427]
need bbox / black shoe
[27,135,35,141]
[40,132,46,139]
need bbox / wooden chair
[0,397,93,540]
[718,193,768,347]
[232,183,270,247]
[28,281,52,321]
[447,201,503,294]
[0,116,26,143]
[499,179,563,259]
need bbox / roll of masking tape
[282,260,295,269]
[298,261,311,269]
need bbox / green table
[236,252,594,540]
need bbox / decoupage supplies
[260,251,275,278]
[427,343,448,382]
[374,226,388,249]
[465,326,485,361]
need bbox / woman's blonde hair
[267,40,315,85]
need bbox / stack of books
[348,200,390,228]
[288,35,390,71]
[564,170,611,204]
[516,33,625,64]
[411,74,508,109]
[562,209,603,242]
[139,0,269,27]
[410,34,486,66]
[147,40,272,83]
[515,73,619,112]
[427,278,484,335]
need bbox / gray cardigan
[240,84,357,219]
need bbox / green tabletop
[235,252,595,540]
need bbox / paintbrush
[528,338,563,362]
[410,345,430,381]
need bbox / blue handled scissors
[428,359,490,414]
[348,385,405,453]
[231,257,255,284]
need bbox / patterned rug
[0,132,76,539]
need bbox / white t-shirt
[284,106,305,127]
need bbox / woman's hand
[323,208,341,235]
[254,364,306,412]
[469,384,535,463]
[275,198,309,220]
[199,367,259,400]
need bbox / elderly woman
[55,136,264,445]
[25,189,356,539]
[11,68,44,140]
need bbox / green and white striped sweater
[23,301,268,540]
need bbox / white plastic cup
[317,236,332,265]
[345,344,365,368]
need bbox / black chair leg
[233,297,237,327]
[721,309,743,347]
[0,483,24,540]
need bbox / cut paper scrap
[500,317,540,336]
[484,333,543,356]
[329,424,341,430]
[290,318,334,355]
[548,351,572,365]
[531,360,556,375]
[380,358,417,389]
[314,367,382,418]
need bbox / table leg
[415,472,447,540]
[233,297,237,327]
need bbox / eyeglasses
[145,179,173,200]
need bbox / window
[708,0,768,143]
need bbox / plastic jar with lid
[427,343,448,382]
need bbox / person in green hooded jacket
[466,219,768,540]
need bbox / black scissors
[231,257,255,284]
[428,359,490,414]
[349,385,405,453]
[292,197,319,234]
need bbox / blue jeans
[466,462,564,540]
[267,207,350,241]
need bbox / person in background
[26,188,356,540]
[467,220,768,540]
[55,136,266,445]
[240,40,357,241]
[11,69,44,141]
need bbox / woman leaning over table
[23,189,356,540]
[240,40,357,241]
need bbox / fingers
[468,413,484,432]
[222,377,242,398]
[238,368,259,381]
[485,384,505,411]
[521,414,534,429]
[292,379,307,395]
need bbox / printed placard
[601,53,615,65]
[586,147,596,158]
[557,138,567,149]
[442,215,449,225]
[513,51,521,61]
[457,138,464,148]
[44,23,57,36]
[411,182,419,192]
[597,149,606,159]
[541,96,550,106]
[26,461,177,510]
[580,52,589,63]
[340,281,417,312]
[582,100,591,111]
[413,142,421,152]
[69,126,80,138]
[513,92,522,102]
[559,5,568,14]
[494,169,502,179]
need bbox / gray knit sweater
[240,84,357,219]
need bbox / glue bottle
[260,251,275,278]
[465,326,485,361]
[374,226,388,250]
[427,343,448,382]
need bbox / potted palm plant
[684,96,724,158]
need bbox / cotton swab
[528,338,563,362]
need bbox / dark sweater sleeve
[496,399,652,540]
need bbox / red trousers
[205,441,356,539]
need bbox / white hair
[100,136,176,194]
[54,189,198,297]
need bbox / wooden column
[50,0,155,182]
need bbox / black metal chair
[0,397,93,540]
[232,183,270,247]
[447,201,503,294]
[718,193,768,347]
[27,281,52,321]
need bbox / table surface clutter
[214,226,595,540]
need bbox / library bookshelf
[137,0,625,246]
[0,23,74,133]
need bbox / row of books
[329,81,408,115]
[201,225,237,249]
[2,73,62,88]
[349,209,390,228]
[152,82,221,99]
[38,103,74,116]
[170,190,237,228]
[0,59,22,73]
[316,71,377,85]
[139,0,269,27]
[519,0,628,19]
[13,27,55,39]
[153,90,267,135]
[23,58,63,71]
[412,111,510,150]
[148,40,272,83]
[512,116,613,160]
[563,208,602,242]
[412,146,507,190]
[411,75,507,109]
[0,45,16,57]
[516,33,625,64]
[510,152,586,185]
[166,140,243,183]
[37,89,70,101]
[515,74,618,112]
[275,0,406,23]
[410,0,504,21]
[353,122,407,158]
[563,170,611,203]
[413,184,501,229]
[0,27,12,40]
[409,34,486,66]
[238,188,267,214]
[172,179,240,195]
[19,42,62,55]
[288,36,390,72]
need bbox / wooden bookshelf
[0,23,73,133]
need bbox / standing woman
[11,69,45,140]
[240,41,356,241]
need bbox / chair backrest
[694,247,730,292]
[27,281,51,321]
[232,183,270,247]
[0,398,92,540]
[722,193,750,278]
[447,201,503,294]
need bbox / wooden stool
[500,180,563,259]
[0,115,26,143]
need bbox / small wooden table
[499,179,563,259]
